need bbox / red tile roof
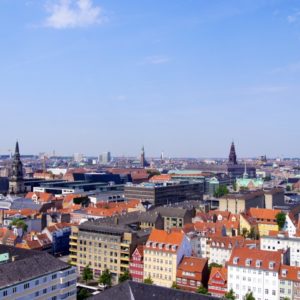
[177,257,208,281]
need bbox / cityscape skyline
[1,0,300,157]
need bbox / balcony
[70,241,77,246]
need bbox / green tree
[224,289,236,300]
[11,218,28,232]
[99,269,112,287]
[119,270,132,283]
[144,276,154,284]
[248,227,259,240]
[77,288,91,300]
[214,185,229,198]
[241,228,249,238]
[196,286,208,294]
[243,292,255,300]
[276,212,286,230]
[171,281,179,289]
[286,185,291,192]
[232,181,237,191]
[208,262,222,272]
[82,265,93,285]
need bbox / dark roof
[90,281,219,300]
[0,245,70,289]
[155,207,193,218]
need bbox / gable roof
[90,280,219,300]
[177,257,208,281]
[209,267,227,284]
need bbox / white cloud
[144,56,170,65]
[45,0,106,29]
[287,11,300,23]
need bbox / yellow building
[143,229,192,288]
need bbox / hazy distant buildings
[73,153,83,163]
[98,152,111,164]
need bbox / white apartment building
[228,248,282,300]
[260,233,300,266]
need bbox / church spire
[228,141,237,165]
[15,141,20,157]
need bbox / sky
[0,0,300,158]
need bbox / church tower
[140,146,146,168]
[228,142,237,165]
[9,141,24,194]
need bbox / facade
[279,265,300,300]
[43,223,72,256]
[176,256,209,292]
[264,188,285,209]
[129,246,144,283]
[219,191,264,214]
[209,236,245,265]
[260,233,300,266]
[72,218,150,282]
[99,152,111,164]
[0,244,76,300]
[143,229,192,288]
[124,181,203,206]
[155,206,195,230]
[9,142,25,195]
[227,247,282,300]
[208,266,228,297]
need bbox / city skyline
[1,0,300,157]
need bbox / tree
[144,276,154,284]
[208,262,222,272]
[224,289,236,300]
[232,181,237,191]
[286,185,291,192]
[77,288,91,300]
[11,218,28,232]
[241,228,249,238]
[119,270,132,283]
[196,286,208,294]
[276,212,286,230]
[82,265,93,285]
[243,292,255,300]
[99,269,112,287]
[214,185,229,198]
[171,281,179,289]
[248,227,259,240]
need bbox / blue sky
[0,0,300,158]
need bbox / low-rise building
[176,256,208,292]
[227,247,282,300]
[208,266,227,297]
[260,232,300,266]
[279,265,300,300]
[219,191,264,214]
[143,229,192,288]
[129,245,144,283]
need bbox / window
[3,291,7,297]
[24,283,30,289]
[43,289,47,294]
[52,274,57,280]
[12,287,17,293]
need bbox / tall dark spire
[228,142,237,165]
[9,141,24,194]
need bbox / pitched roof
[0,245,70,289]
[208,267,227,284]
[279,265,300,281]
[147,228,184,246]
[228,247,282,271]
[177,257,208,281]
[248,208,282,221]
[90,280,219,300]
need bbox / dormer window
[152,242,157,248]
[282,269,287,277]
[212,242,215,246]
[159,243,163,249]
[246,259,252,267]
[233,257,239,265]
[172,245,177,251]
[146,241,151,247]
[269,261,275,269]
[221,243,225,248]
[256,260,262,268]
[228,243,232,249]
